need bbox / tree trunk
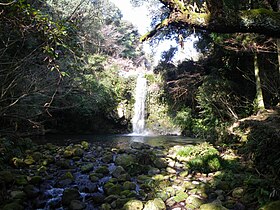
[254,54,265,111]
[141,1,280,42]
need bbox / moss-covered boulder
[143,198,166,210]
[62,188,81,206]
[123,181,136,190]
[0,171,14,183]
[115,154,135,168]
[2,202,24,210]
[259,201,280,210]
[95,166,109,175]
[123,200,144,210]
[23,184,40,198]
[81,163,94,173]
[200,203,228,210]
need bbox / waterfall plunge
[132,75,147,135]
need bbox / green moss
[241,9,280,20]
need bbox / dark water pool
[32,134,203,147]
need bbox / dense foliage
[0,0,145,135]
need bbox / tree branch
[141,0,280,41]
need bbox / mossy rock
[62,188,81,206]
[0,171,14,183]
[73,148,84,157]
[143,198,166,210]
[89,174,99,182]
[61,172,74,181]
[24,157,35,165]
[115,154,135,168]
[10,191,26,200]
[174,191,188,202]
[101,203,112,210]
[259,201,280,210]
[29,176,43,185]
[95,166,109,174]
[81,163,94,173]
[32,152,43,161]
[123,181,136,190]
[200,203,228,210]
[15,175,28,186]
[2,202,24,210]
[186,195,204,209]
[123,200,144,210]
[69,200,86,210]
[63,150,73,158]
[81,141,90,150]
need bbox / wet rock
[111,166,126,178]
[3,202,24,210]
[104,194,119,203]
[112,198,130,209]
[10,190,26,200]
[259,200,280,210]
[69,200,86,210]
[64,150,73,158]
[73,148,84,157]
[179,170,189,177]
[0,170,14,183]
[62,188,81,206]
[232,187,244,198]
[91,192,105,204]
[81,163,94,173]
[61,172,74,180]
[185,195,204,209]
[101,203,112,210]
[57,178,73,187]
[123,199,144,210]
[115,154,135,168]
[102,153,113,163]
[143,198,166,210]
[199,203,228,210]
[29,176,43,185]
[104,182,122,195]
[15,175,28,186]
[96,166,109,174]
[89,174,99,182]
[174,191,188,202]
[81,141,89,150]
[166,197,176,208]
[56,159,71,169]
[130,142,150,150]
[153,158,168,169]
[148,167,160,175]
[32,151,43,161]
[24,156,35,165]
[123,181,136,190]
[166,167,176,174]
[23,184,40,198]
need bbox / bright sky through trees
[109,0,200,65]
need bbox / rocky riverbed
[0,139,279,210]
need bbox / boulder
[123,181,136,190]
[123,200,144,210]
[62,188,81,206]
[91,192,106,204]
[115,154,135,168]
[3,202,24,210]
[143,198,166,210]
[112,166,126,178]
[199,203,228,210]
[69,200,86,210]
[81,163,94,173]
[23,184,40,198]
[153,158,168,169]
[259,201,280,210]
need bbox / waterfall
[132,74,147,135]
